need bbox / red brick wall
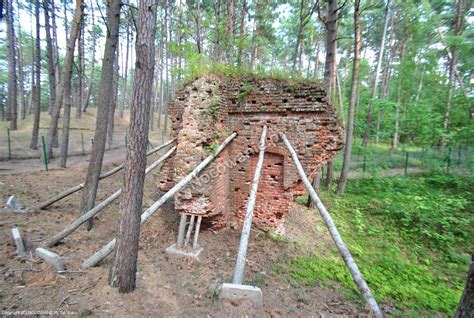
[157,75,344,229]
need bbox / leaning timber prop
[81,132,238,269]
[279,132,383,318]
[219,126,267,307]
[35,138,176,210]
[42,146,177,248]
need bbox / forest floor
[0,110,168,161]
[0,150,380,317]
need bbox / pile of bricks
[158,74,344,229]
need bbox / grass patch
[281,173,473,316]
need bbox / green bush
[284,173,473,315]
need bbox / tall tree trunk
[110,0,157,293]
[455,255,474,318]
[0,93,5,121]
[362,0,391,147]
[45,0,84,158]
[44,0,57,117]
[237,0,247,67]
[119,16,131,119]
[59,73,73,167]
[292,0,304,72]
[51,0,61,103]
[155,21,163,129]
[225,0,235,64]
[392,41,406,149]
[337,0,361,195]
[83,0,96,112]
[79,0,121,230]
[6,0,18,130]
[14,0,26,120]
[250,17,258,70]
[313,39,320,79]
[107,50,120,149]
[443,0,463,136]
[30,0,42,150]
[76,21,85,118]
[375,15,396,144]
[322,0,338,189]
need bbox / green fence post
[125,130,128,149]
[404,152,409,175]
[363,155,367,172]
[81,133,85,155]
[41,135,48,171]
[447,147,452,173]
[7,127,11,160]
[457,146,461,166]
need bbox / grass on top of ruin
[275,172,473,316]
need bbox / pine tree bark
[45,0,84,158]
[76,21,85,118]
[83,4,96,113]
[237,0,247,67]
[79,0,121,230]
[30,0,42,150]
[119,16,131,119]
[362,0,391,147]
[14,0,26,120]
[455,255,474,318]
[6,0,18,130]
[50,0,60,105]
[392,40,406,149]
[110,0,158,293]
[44,0,57,116]
[336,0,361,195]
[60,71,73,167]
[107,50,120,149]
[321,0,338,189]
[443,0,464,135]
[376,15,396,144]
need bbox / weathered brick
[156,74,344,229]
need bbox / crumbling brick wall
[158,74,344,230]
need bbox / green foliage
[237,82,253,104]
[282,173,473,315]
[203,130,230,156]
[205,87,220,120]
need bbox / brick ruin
[158,74,344,230]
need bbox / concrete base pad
[165,243,203,260]
[219,283,263,307]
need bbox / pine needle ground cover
[280,173,473,316]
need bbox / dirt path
[0,158,376,317]
[0,147,127,175]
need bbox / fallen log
[233,126,267,284]
[42,146,176,248]
[35,138,176,210]
[279,132,383,318]
[81,132,237,269]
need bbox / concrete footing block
[11,227,25,255]
[219,283,263,307]
[35,247,64,272]
[165,243,203,260]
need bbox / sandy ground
[0,151,378,317]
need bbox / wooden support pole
[42,146,176,248]
[233,126,267,285]
[81,132,237,269]
[279,132,383,318]
[177,214,187,246]
[36,138,176,210]
[183,215,195,248]
[193,216,202,249]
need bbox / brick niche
[158,74,344,230]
